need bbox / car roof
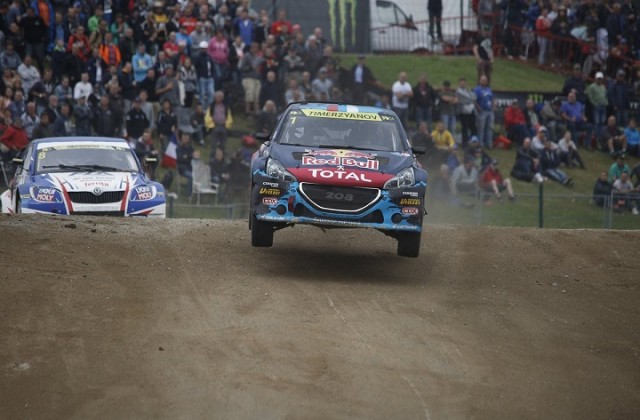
[285,102,390,114]
[30,137,128,146]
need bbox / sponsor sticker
[307,169,373,183]
[402,207,420,215]
[259,187,281,196]
[262,181,279,187]
[301,109,382,121]
[402,191,419,197]
[399,198,421,206]
[262,197,278,206]
[301,156,379,170]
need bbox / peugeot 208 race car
[250,103,427,257]
[0,137,166,217]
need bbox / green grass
[337,54,566,92]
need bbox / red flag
[161,134,178,169]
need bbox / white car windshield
[36,144,139,173]
[278,109,407,152]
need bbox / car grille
[71,211,125,217]
[68,191,124,204]
[299,183,380,213]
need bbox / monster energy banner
[250,0,370,52]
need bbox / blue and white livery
[1,137,166,217]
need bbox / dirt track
[1,215,639,419]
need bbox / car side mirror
[12,158,24,165]
[412,146,426,156]
[256,132,270,142]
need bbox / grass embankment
[168,55,639,229]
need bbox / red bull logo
[304,149,375,159]
[302,155,379,170]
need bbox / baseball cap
[199,41,208,49]
[134,96,142,102]
[469,135,479,143]
[595,72,604,79]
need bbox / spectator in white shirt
[17,56,41,95]
[311,67,333,101]
[391,71,413,129]
[74,72,94,101]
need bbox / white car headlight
[266,158,297,182]
[384,167,415,189]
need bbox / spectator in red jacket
[481,159,515,200]
[503,99,528,145]
[270,9,293,35]
[0,117,28,160]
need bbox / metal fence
[166,185,640,230]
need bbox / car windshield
[35,144,139,173]
[278,108,407,152]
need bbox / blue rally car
[0,137,166,217]
[250,102,427,257]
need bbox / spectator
[67,25,91,62]
[132,43,154,83]
[74,72,93,101]
[208,30,230,88]
[138,69,158,105]
[539,98,565,142]
[118,28,136,65]
[256,100,278,135]
[52,102,73,136]
[309,67,330,100]
[439,80,458,135]
[125,96,150,141]
[607,69,630,127]
[599,115,627,154]
[411,121,435,160]
[500,0,528,59]
[205,90,233,150]
[239,42,264,115]
[469,143,492,173]
[0,117,28,158]
[608,153,630,182]
[190,104,206,145]
[154,51,170,77]
[536,8,551,65]
[558,131,585,169]
[531,126,556,154]
[511,137,544,183]
[540,138,573,186]
[560,90,593,149]
[593,171,613,207]
[481,159,515,200]
[17,56,40,95]
[270,9,292,36]
[431,163,452,200]
[99,32,122,68]
[8,90,26,121]
[54,76,73,103]
[86,47,106,88]
[155,64,180,108]
[474,74,495,149]
[428,0,444,43]
[282,47,305,83]
[432,121,455,152]
[523,98,541,137]
[284,78,305,105]
[135,128,159,180]
[21,101,39,140]
[624,118,639,157]
[176,131,195,196]
[234,8,254,46]
[450,156,479,207]
[194,41,216,108]
[350,54,383,105]
[31,111,53,140]
[585,72,608,136]
[178,57,198,108]
[0,42,22,72]
[391,71,413,129]
[259,71,281,109]
[43,94,59,124]
[413,73,437,128]
[73,96,93,136]
[562,64,587,103]
[156,99,177,148]
[612,172,638,214]
[504,99,528,145]
[189,23,209,56]
[473,26,493,84]
[210,145,231,187]
[93,95,117,137]
[456,77,477,148]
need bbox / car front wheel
[251,213,274,247]
[397,231,421,258]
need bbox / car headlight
[130,185,157,201]
[384,167,415,189]
[30,186,63,202]
[266,158,297,182]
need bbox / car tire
[397,231,421,258]
[251,213,274,247]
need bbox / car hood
[32,171,142,192]
[271,144,413,188]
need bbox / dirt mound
[1,215,639,419]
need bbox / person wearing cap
[585,71,608,136]
[562,64,586,103]
[531,125,556,153]
[194,40,216,107]
[607,69,630,127]
[125,96,150,141]
[132,43,154,83]
[480,159,515,200]
[599,115,627,155]
[608,152,631,182]
[504,99,528,145]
